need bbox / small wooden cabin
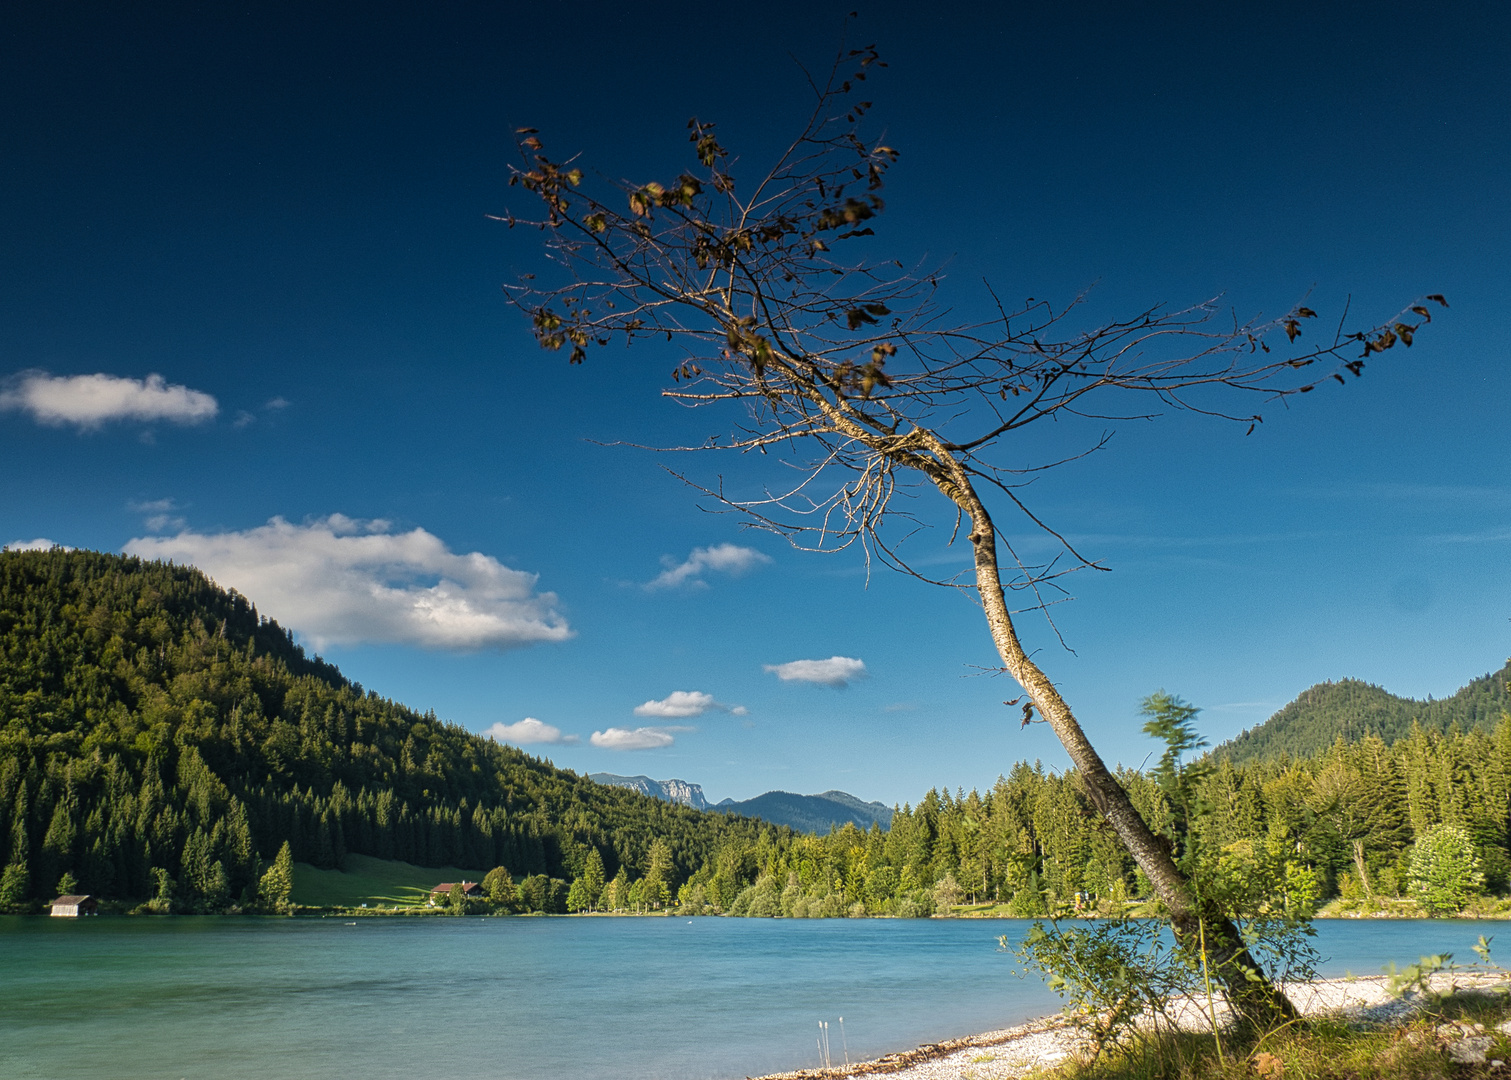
[50,894,99,917]
[427,881,484,905]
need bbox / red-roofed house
[427,882,484,905]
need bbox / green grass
[1047,990,1511,1080]
[290,853,491,908]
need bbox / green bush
[1407,824,1484,916]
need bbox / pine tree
[258,841,294,912]
[0,861,29,911]
[642,838,674,909]
[604,866,629,912]
[580,848,605,912]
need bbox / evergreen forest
[2,549,1507,920]
[1216,667,1511,766]
[0,549,773,911]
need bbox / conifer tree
[642,838,674,909]
[580,848,606,912]
[258,841,294,912]
[0,861,29,912]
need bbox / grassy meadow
[290,853,491,908]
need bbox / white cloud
[633,689,747,718]
[646,543,771,590]
[485,718,579,746]
[764,656,868,687]
[635,690,716,717]
[129,498,176,513]
[128,498,186,533]
[4,538,71,552]
[266,397,291,410]
[124,514,571,651]
[589,725,692,750]
[0,370,218,429]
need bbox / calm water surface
[0,915,1493,1080]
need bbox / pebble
[751,975,1511,1080]
[1447,1037,1493,1065]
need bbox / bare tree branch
[499,40,1445,1027]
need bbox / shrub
[1408,824,1484,916]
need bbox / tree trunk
[1352,838,1372,898]
[948,471,1298,1028]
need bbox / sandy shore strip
[751,974,1510,1080]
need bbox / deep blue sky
[3,1,1508,805]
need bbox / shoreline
[15,903,1511,919]
[748,974,1511,1080]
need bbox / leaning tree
[498,43,1443,1024]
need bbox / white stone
[1447,1037,1493,1065]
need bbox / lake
[0,915,1495,1080]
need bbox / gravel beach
[751,974,1509,1080]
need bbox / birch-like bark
[926,436,1298,1027]
[1352,838,1373,899]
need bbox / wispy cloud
[590,725,692,750]
[764,656,867,687]
[234,397,292,429]
[128,497,186,533]
[1290,481,1511,505]
[3,538,71,552]
[646,543,771,590]
[633,690,747,718]
[1,370,218,429]
[124,514,571,650]
[1426,527,1511,544]
[485,718,580,746]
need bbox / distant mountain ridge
[716,789,893,833]
[589,774,709,810]
[1214,661,1511,766]
[589,774,892,833]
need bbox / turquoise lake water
[0,916,1496,1080]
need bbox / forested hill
[1215,663,1511,766]
[0,549,774,909]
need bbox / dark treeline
[5,550,1509,919]
[0,550,775,911]
[641,719,1511,918]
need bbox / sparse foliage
[503,37,1443,1024]
[1015,700,1320,1058]
[503,36,1444,1023]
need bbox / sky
[3,1,1509,807]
